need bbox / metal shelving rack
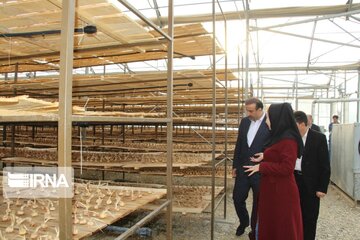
[0,1,174,239]
[210,1,232,239]
[60,1,175,238]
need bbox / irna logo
[7,172,69,188]
[3,166,73,199]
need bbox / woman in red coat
[244,103,304,240]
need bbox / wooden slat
[143,186,223,214]
[0,96,163,119]
[0,20,223,72]
[0,180,166,239]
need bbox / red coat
[258,139,303,240]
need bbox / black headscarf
[266,103,303,158]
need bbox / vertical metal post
[102,99,105,145]
[241,58,245,117]
[32,126,35,140]
[331,75,336,121]
[58,1,75,239]
[358,70,360,122]
[237,47,241,124]
[122,125,125,143]
[10,124,15,157]
[2,125,6,145]
[255,20,260,97]
[317,102,320,125]
[223,18,228,219]
[155,124,158,140]
[166,1,174,239]
[13,63,18,96]
[244,0,249,99]
[93,125,96,144]
[260,76,264,103]
[343,71,348,123]
[211,0,216,239]
[295,74,299,110]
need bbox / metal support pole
[244,0,250,99]
[331,75,336,118]
[122,125,125,143]
[117,0,171,40]
[13,63,18,96]
[32,126,35,140]
[358,70,360,122]
[166,1,174,239]
[10,125,15,157]
[2,125,6,146]
[237,47,241,124]
[155,124,158,140]
[306,19,317,71]
[58,0,75,239]
[102,99,105,145]
[241,57,245,117]
[223,18,228,219]
[343,72,348,123]
[295,74,299,110]
[115,200,171,240]
[255,20,260,97]
[93,125,96,144]
[211,0,216,239]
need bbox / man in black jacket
[232,98,270,239]
[307,114,321,132]
[294,111,331,240]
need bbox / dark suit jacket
[301,128,331,194]
[310,123,321,132]
[232,116,270,172]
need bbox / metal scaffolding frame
[210,0,231,239]
[1,2,360,239]
[0,1,175,239]
[138,3,360,26]
[58,1,75,238]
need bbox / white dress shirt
[295,128,309,171]
[247,112,265,147]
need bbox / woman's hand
[250,153,263,163]
[243,164,260,176]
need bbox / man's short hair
[333,115,339,120]
[294,111,308,126]
[245,97,263,110]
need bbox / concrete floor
[87,177,360,240]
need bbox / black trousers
[295,173,320,240]
[233,172,260,234]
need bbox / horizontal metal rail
[114,199,171,240]
[117,0,171,40]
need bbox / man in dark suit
[307,114,321,132]
[232,98,270,239]
[294,111,331,240]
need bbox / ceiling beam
[228,62,360,72]
[137,4,360,25]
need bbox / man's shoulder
[308,128,326,140]
[239,117,251,125]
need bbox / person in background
[307,114,321,132]
[294,111,331,240]
[328,115,339,133]
[232,98,270,239]
[244,103,303,240]
[328,115,339,156]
